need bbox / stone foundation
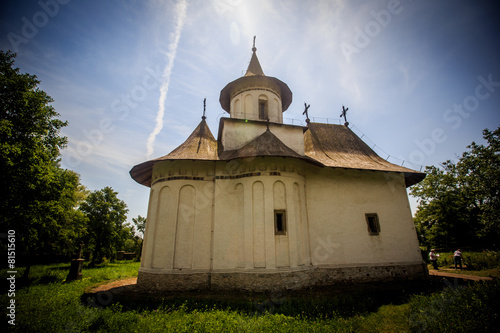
[137,271,210,291]
[137,262,428,292]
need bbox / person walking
[429,249,439,270]
[454,249,463,270]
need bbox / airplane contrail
[146,0,188,158]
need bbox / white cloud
[146,0,189,159]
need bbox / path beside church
[89,271,492,294]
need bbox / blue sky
[2,0,499,224]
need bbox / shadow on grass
[81,278,447,319]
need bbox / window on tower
[259,100,267,120]
[258,95,268,120]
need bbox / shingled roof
[303,122,425,187]
[129,119,218,187]
[160,119,218,160]
[245,46,264,76]
[130,119,425,188]
[219,46,292,113]
[219,128,321,166]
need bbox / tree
[458,127,500,245]
[0,51,83,266]
[411,126,500,250]
[53,170,89,256]
[79,187,128,265]
[132,215,146,258]
[132,215,146,237]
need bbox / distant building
[130,44,427,291]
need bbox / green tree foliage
[411,126,500,250]
[1,51,85,260]
[79,187,128,265]
[132,215,146,237]
[131,215,146,258]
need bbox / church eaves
[129,119,218,187]
[303,122,425,187]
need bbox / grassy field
[1,258,499,332]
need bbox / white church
[130,43,427,291]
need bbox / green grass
[408,280,500,332]
[1,261,499,332]
[1,261,140,332]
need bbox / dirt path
[428,269,493,281]
[90,277,137,293]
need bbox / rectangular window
[274,210,286,235]
[365,213,380,235]
[259,101,266,120]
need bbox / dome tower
[219,37,292,123]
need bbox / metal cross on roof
[303,102,311,124]
[340,105,349,126]
[202,98,206,120]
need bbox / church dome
[219,39,292,119]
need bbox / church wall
[140,160,214,272]
[244,94,252,119]
[274,181,290,267]
[140,188,157,268]
[305,167,422,267]
[273,98,282,122]
[220,119,305,155]
[211,158,309,271]
[151,186,176,269]
[139,158,424,290]
[173,185,196,269]
[253,181,266,267]
[233,99,242,118]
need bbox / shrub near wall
[408,280,500,333]
[436,251,500,270]
[464,251,500,270]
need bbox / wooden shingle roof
[130,119,425,187]
[303,122,425,187]
[219,129,321,166]
[129,119,218,187]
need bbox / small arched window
[258,95,268,120]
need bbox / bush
[408,280,500,332]
[434,251,500,270]
[436,252,454,267]
[463,250,500,270]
